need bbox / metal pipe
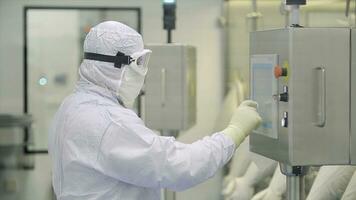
[289,5,300,26]
[346,0,351,17]
[167,29,172,43]
[287,175,305,200]
[280,164,308,200]
[251,0,258,31]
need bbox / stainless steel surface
[287,175,305,200]
[0,114,32,146]
[144,44,197,131]
[351,29,356,164]
[280,164,307,200]
[280,164,308,176]
[0,115,34,168]
[289,5,300,25]
[0,114,32,128]
[250,28,351,166]
[160,68,167,106]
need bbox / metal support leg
[287,174,305,200]
[280,163,308,200]
[289,5,300,26]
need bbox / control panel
[250,54,279,139]
[250,28,351,166]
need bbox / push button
[274,65,288,79]
[279,93,289,102]
[276,86,288,102]
[281,112,288,128]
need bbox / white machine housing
[144,44,196,131]
[250,28,355,166]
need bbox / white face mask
[118,49,152,108]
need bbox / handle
[161,68,166,107]
[314,67,326,127]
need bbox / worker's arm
[97,100,261,191]
[97,117,235,191]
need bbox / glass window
[25,7,140,152]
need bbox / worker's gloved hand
[251,188,283,200]
[342,170,356,200]
[251,165,286,200]
[307,166,356,200]
[222,100,262,146]
[222,177,254,200]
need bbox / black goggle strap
[84,51,133,68]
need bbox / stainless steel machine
[144,44,197,132]
[0,114,33,169]
[352,28,356,165]
[250,27,351,166]
[249,0,355,198]
[250,27,355,199]
[144,44,196,200]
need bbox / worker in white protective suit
[48,21,262,200]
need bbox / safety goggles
[131,49,152,68]
[84,49,152,69]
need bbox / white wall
[0,0,225,199]
[225,0,355,94]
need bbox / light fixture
[38,77,48,86]
[163,0,176,4]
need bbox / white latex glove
[341,170,356,200]
[227,139,252,178]
[252,165,286,200]
[307,166,356,200]
[218,85,252,188]
[222,177,254,200]
[223,100,262,146]
[222,161,276,200]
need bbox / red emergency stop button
[274,65,287,78]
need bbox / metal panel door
[290,28,350,165]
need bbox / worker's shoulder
[58,93,109,124]
[64,91,143,128]
[106,105,143,126]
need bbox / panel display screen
[250,54,279,139]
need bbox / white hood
[78,21,144,102]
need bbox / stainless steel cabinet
[250,28,351,166]
[144,44,196,131]
[351,29,356,165]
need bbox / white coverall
[48,21,237,200]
